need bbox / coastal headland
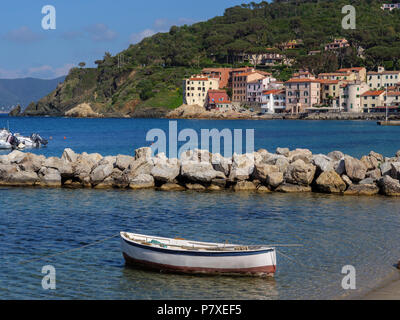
[2,147,400,196]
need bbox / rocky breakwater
[2,147,400,196]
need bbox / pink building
[285,78,321,113]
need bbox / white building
[261,89,286,114]
[382,3,400,11]
[339,81,370,112]
[246,76,277,103]
[367,67,400,90]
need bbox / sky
[0,0,254,79]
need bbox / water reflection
[120,267,278,300]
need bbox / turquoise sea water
[1,115,400,300]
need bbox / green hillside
[24,0,400,117]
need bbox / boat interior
[121,232,268,252]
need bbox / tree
[78,62,86,68]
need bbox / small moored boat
[120,232,277,277]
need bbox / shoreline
[361,270,400,300]
[5,110,399,121]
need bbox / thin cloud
[3,26,43,43]
[129,29,156,44]
[129,17,197,44]
[0,63,74,79]
[85,24,118,42]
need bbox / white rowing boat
[120,232,277,277]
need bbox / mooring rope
[276,249,338,275]
[19,233,120,265]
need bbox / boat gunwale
[120,232,275,256]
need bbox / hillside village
[18,1,400,118]
[183,45,400,116]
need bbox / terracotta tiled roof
[361,90,385,97]
[318,79,339,84]
[285,78,320,83]
[337,67,365,72]
[367,70,400,75]
[262,89,285,95]
[319,72,349,76]
[189,77,209,81]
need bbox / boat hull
[121,236,276,277]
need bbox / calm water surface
[1,115,400,299]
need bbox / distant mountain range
[0,76,66,111]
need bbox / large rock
[111,168,129,188]
[90,163,113,185]
[335,159,346,175]
[284,159,316,186]
[288,149,312,164]
[344,184,379,196]
[190,149,212,163]
[312,154,334,173]
[369,151,383,163]
[390,162,400,180]
[81,152,103,165]
[0,168,38,186]
[315,170,346,194]
[341,175,353,187]
[100,156,116,166]
[115,155,135,171]
[266,171,284,189]
[38,167,62,187]
[276,147,290,157]
[181,160,220,183]
[0,155,10,165]
[276,184,312,193]
[378,175,400,196]
[73,156,96,185]
[135,147,152,161]
[229,153,255,181]
[344,156,367,183]
[359,178,375,185]
[234,181,258,192]
[253,163,279,182]
[159,183,185,191]
[365,169,381,181]
[151,159,180,183]
[7,150,27,164]
[328,151,344,161]
[186,183,206,191]
[380,162,393,177]
[275,157,290,173]
[210,153,231,177]
[0,164,18,179]
[129,174,155,189]
[19,153,45,172]
[44,157,74,178]
[361,155,379,171]
[128,158,154,177]
[61,148,79,163]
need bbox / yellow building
[183,76,220,106]
[367,67,400,89]
[319,80,340,106]
[318,72,356,81]
[361,90,385,112]
[337,67,367,82]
